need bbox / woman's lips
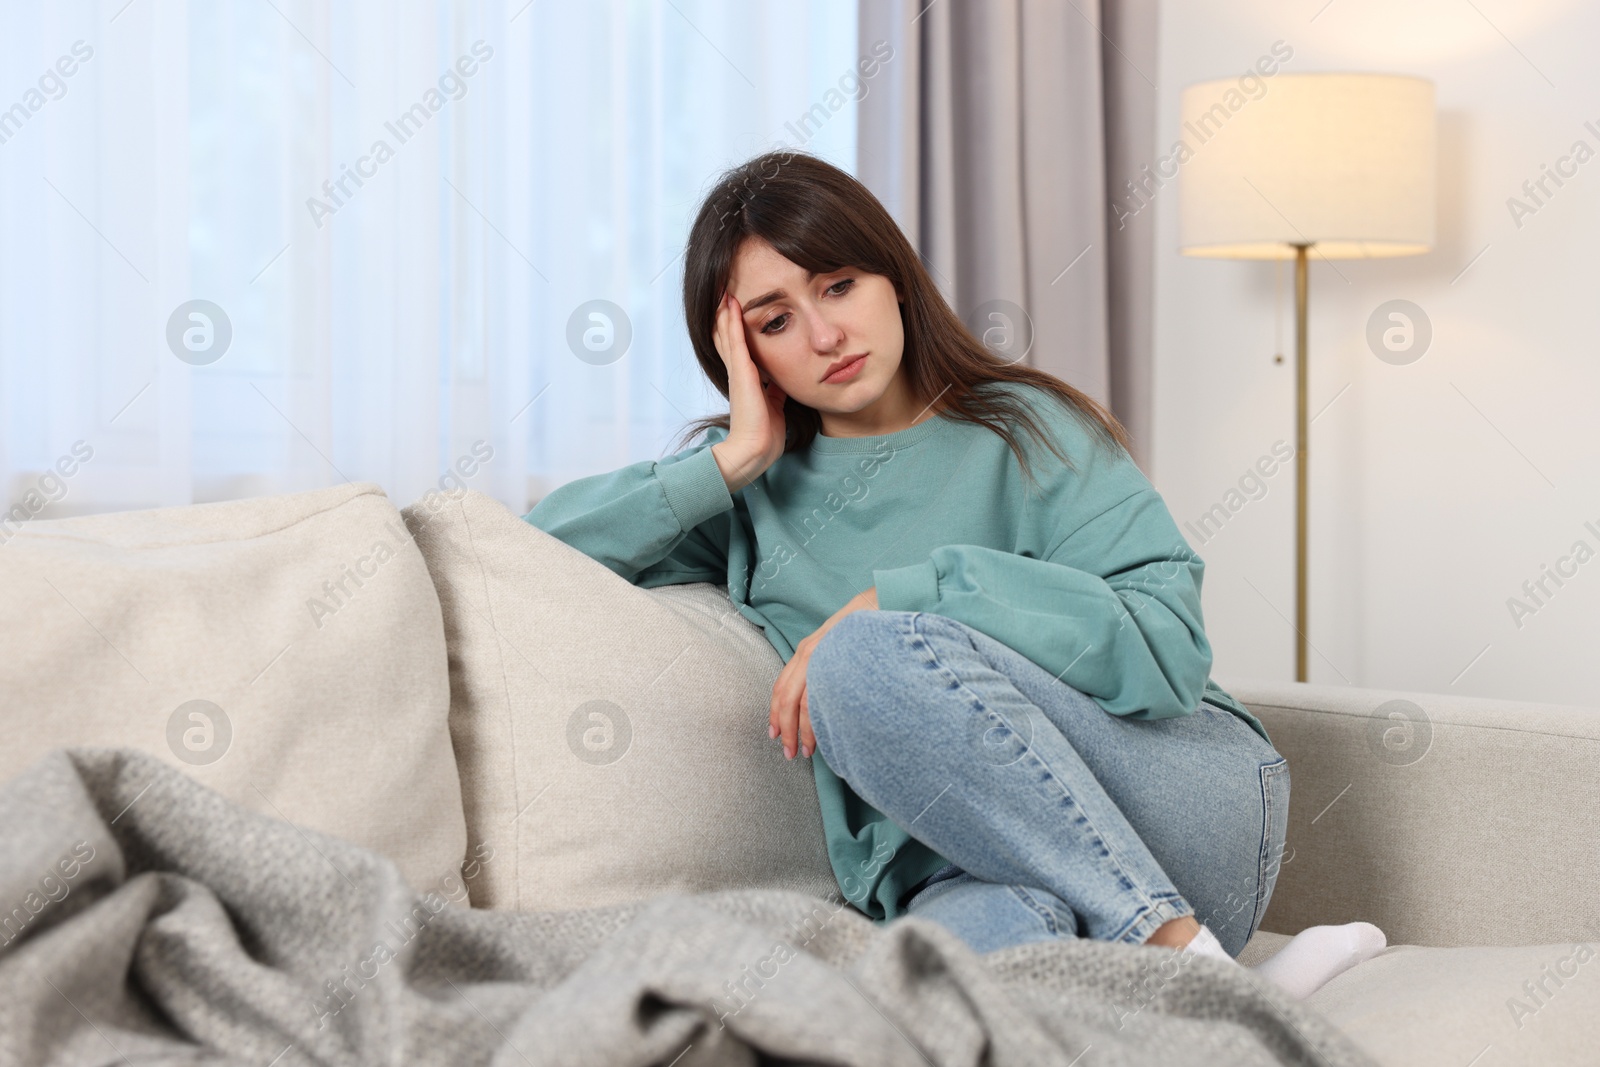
[822,354,867,383]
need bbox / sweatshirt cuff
[872,558,941,614]
[655,445,735,532]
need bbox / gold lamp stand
[1292,244,1309,682]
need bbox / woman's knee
[807,609,904,700]
[805,610,914,771]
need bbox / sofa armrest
[1218,677,1600,948]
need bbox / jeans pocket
[1249,756,1291,938]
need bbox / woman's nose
[808,311,845,352]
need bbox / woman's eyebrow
[740,271,825,314]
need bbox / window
[0,0,860,518]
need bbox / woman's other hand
[770,586,879,760]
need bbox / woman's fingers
[717,293,760,396]
[720,293,738,356]
[770,656,810,760]
[712,293,731,365]
[770,666,789,757]
[716,292,741,368]
[799,683,814,758]
[780,675,815,761]
[775,688,796,760]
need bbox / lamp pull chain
[1273,259,1285,365]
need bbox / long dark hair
[672,150,1133,490]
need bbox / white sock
[1246,922,1388,1000]
[1181,922,1237,965]
[1175,921,1388,1001]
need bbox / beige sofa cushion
[1309,941,1600,1067]
[1240,930,1599,1066]
[400,487,838,911]
[0,482,466,896]
[1220,678,1600,950]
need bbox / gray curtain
[857,0,1157,467]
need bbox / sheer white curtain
[0,0,859,520]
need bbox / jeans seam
[910,612,1186,946]
[1249,757,1290,938]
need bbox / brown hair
[672,150,1133,490]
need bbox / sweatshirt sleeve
[870,488,1212,721]
[522,433,736,588]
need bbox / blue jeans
[804,610,1291,959]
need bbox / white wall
[1149,0,1599,707]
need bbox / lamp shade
[1178,72,1435,259]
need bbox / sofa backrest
[1224,677,1600,948]
[400,488,839,912]
[0,482,468,897]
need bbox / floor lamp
[1176,73,1435,682]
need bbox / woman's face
[726,236,908,426]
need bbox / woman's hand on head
[712,292,788,490]
[770,586,878,761]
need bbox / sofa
[1,479,1593,1066]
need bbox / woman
[525,151,1383,1000]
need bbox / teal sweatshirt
[522,380,1269,922]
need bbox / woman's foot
[1248,922,1388,1000]
[1152,918,1388,1001]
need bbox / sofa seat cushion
[1237,930,1598,1066]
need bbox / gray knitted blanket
[0,749,1377,1066]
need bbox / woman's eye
[758,279,851,334]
